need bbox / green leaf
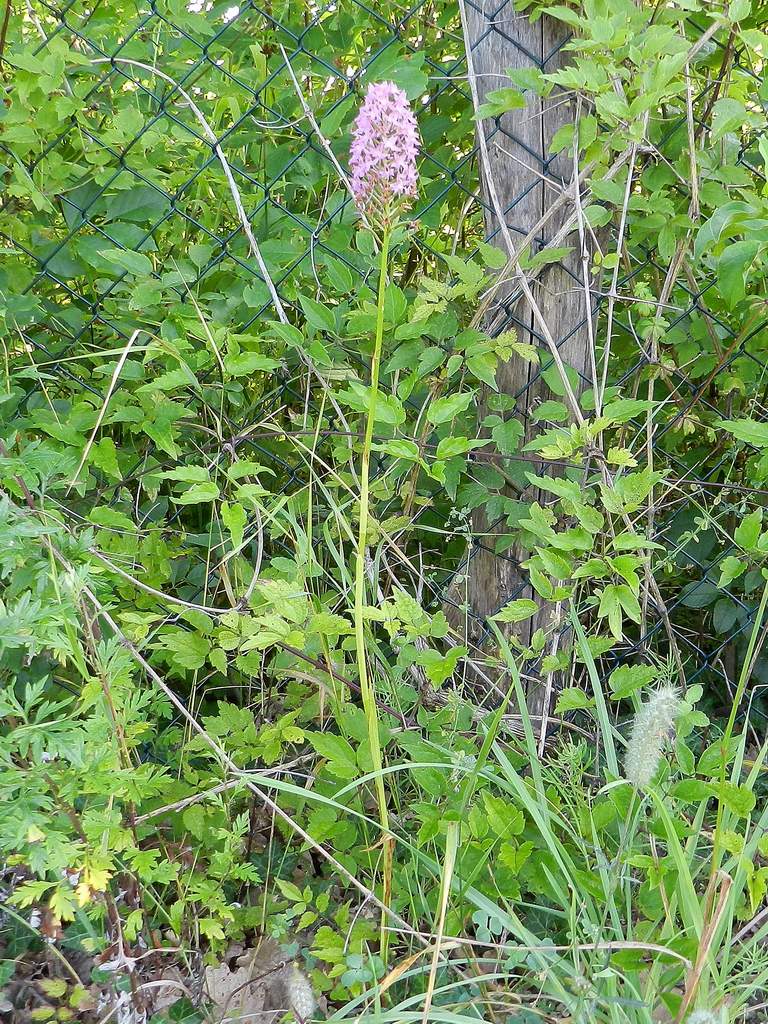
[718,555,746,588]
[536,547,572,580]
[161,630,211,671]
[482,791,524,836]
[275,878,304,902]
[435,436,487,459]
[491,418,523,454]
[720,781,757,817]
[711,97,747,142]
[172,481,220,504]
[427,392,474,425]
[373,439,421,461]
[602,398,654,424]
[475,87,526,120]
[598,585,623,641]
[222,501,247,549]
[717,240,760,308]
[715,418,768,447]
[88,506,137,532]
[368,49,428,99]
[99,247,153,276]
[466,351,498,389]
[735,507,763,548]
[299,294,336,333]
[492,598,539,623]
[89,436,121,478]
[415,645,466,685]
[669,780,714,803]
[608,664,658,699]
[308,732,358,779]
[555,687,594,713]
[225,352,281,376]
[182,804,207,840]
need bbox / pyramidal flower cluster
[349,80,419,224]
[624,685,682,788]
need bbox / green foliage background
[4,0,768,1021]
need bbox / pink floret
[349,80,420,219]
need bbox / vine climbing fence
[2,0,768,726]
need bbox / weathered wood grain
[451,2,595,714]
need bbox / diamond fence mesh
[2,0,767,722]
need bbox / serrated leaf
[492,598,539,623]
[308,732,358,779]
[225,352,281,376]
[715,418,768,448]
[608,664,658,699]
[172,481,220,504]
[555,687,594,713]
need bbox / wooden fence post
[452,1,595,718]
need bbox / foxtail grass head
[349,80,419,227]
[624,685,682,788]
[286,964,315,1021]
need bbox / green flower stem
[354,228,391,840]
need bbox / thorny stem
[353,227,392,956]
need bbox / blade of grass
[571,605,619,777]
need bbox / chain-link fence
[3,0,767,721]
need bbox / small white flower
[624,685,682,788]
[687,1012,720,1024]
